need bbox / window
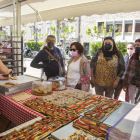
[106,22,113,32]
[135,20,140,32]
[115,21,122,32]
[98,22,104,33]
[125,21,133,32]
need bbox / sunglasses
[70,49,76,51]
[136,44,140,47]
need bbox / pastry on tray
[63,130,101,140]
[66,95,106,114]
[31,86,52,95]
[49,96,79,107]
[52,82,60,90]
[41,93,65,102]
[0,116,62,140]
[23,98,79,124]
[84,100,122,121]
[73,117,110,140]
[1,82,19,87]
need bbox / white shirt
[67,58,81,86]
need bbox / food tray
[0,75,43,96]
[0,117,42,137]
[51,122,77,139]
[103,102,134,126]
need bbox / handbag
[44,49,63,76]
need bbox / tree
[50,25,76,47]
[21,30,27,36]
[32,33,48,40]
[0,31,5,37]
[86,23,121,40]
[50,27,55,35]
[60,26,76,41]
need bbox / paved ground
[24,57,125,102]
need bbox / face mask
[127,49,134,56]
[136,47,140,53]
[104,44,112,51]
[48,42,54,48]
[71,51,78,57]
[58,47,61,50]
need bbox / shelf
[0,53,21,55]
[5,65,22,68]
[2,47,21,49]
[13,72,23,75]
[2,59,22,62]
[3,41,22,43]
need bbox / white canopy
[0,0,139,26]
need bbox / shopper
[40,39,47,78]
[30,35,65,80]
[123,38,140,104]
[0,60,13,79]
[57,42,66,60]
[66,42,90,91]
[91,36,125,98]
[114,43,135,100]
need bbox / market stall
[0,75,136,140]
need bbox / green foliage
[90,42,102,56]
[86,23,121,39]
[90,42,127,56]
[21,30,27,36]
[26,41,43,51]
[50,25,76,40]
[50,27,55,35]
[116,42,127,56]
[0,31,5,37]
[32,33,47,40]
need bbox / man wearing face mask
[91,36,125,98]
[114,43,135,100]
[123,39,140,104]
[30,35,64,80]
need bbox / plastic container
[48,76,66,91]
[31,81,52,96]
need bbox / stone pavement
[24,58,125,102]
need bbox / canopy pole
[16,0,21,36]
[55,20,60,44]
[16,0,21,75]
[13,0,15,36]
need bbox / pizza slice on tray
[23,98,79,124]
[66,95,106,114]
[84,100,122,120]
[73,117,110,140]
[0,116,62,140]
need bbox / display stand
[107,102,140,140]
[1,36,23,76]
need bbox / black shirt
[30,46,63,80]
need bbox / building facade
[80,11,140,55]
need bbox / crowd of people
[30,35,140,104]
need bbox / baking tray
[51,122,77,139]
[0,117,42,137]
[0,74,43,96]
[103,102,134,126]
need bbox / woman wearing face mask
[123,39,140,104]
[91,36,125,98]
[66,42,90,91]
[114,42,135,100]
